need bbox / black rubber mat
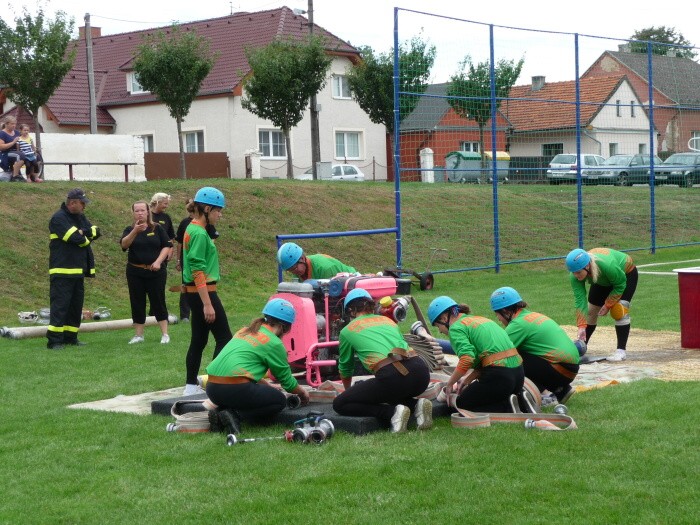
[152,394,451,435]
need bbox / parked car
[297,164,365,181]
[651,153,700,187]
[546,154,606,184]
[597,154,662,186]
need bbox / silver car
[546,153,606,184]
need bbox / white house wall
[88,57,388,181]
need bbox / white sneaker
[607,349,627,362]
[390,404,410,433]
[160,334,170,344]
[183,384,205,396]
[128,335,144,344]
[414,398,433,430]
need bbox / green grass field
[0,181,698,524]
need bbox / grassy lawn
[0,181,698,523]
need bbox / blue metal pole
[647,43,656,254]
[489,25,500,273]
[393,7,403,269]
[574,34,584,249]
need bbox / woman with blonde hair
[120,201,173,344]
[565,247,638,362]
[0,116,22,181]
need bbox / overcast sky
[4,0,699,83]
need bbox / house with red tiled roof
[1,7,388,180]
[398,75,653,180]
[503,75,654,159]
[582,46,700,154]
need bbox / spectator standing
[120,201,173,344]
[46,189,101,349]
[182,187,232,395]
[149,193,175,261]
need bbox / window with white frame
[630,101,636,117]
[332,75,351,99]
[691,131,700,151]
[638,143,647,154]
[460,141,480,153]
[609,143,619,156]
[141,135,154,153]
[258,129,286,158]
[335,131,361,159]
[129,72,148,94]
[182,131,204,153]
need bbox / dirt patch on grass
[561,326,700,381]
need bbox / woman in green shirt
[332,289,433,433]
[428,295,524,413]
[206,298,309,435]
[490,287,579,404]
[566,247,638,362]
[182,187,233,395]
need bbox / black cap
[66,188,90,203]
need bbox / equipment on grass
[271,273,445,387]
[226,412,335,447]
[381,248,446,291]
[285,393,302,409]
[166,400,210,433]
[92,306,111,320]
[18,311,38,324]
[573,339,587,357]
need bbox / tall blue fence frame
[393,7,700,274]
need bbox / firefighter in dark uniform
[47,188,101,349]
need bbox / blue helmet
[194,187,225,208]
[566,248,591,272]
[262,298,295,324]
[344,288,372,310]
[490,287,522,311]
[427,296,458,325]
[277,242,303,271]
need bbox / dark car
[652,153,700,187]
[597,154,662,186]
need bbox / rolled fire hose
[1,315,178,340]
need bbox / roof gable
[587,51,700,105]
[47,7,358,125]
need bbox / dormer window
[129,72,148,94]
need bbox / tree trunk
[284,129,293,180]
[478,124,486,170]
[176,117,187,180]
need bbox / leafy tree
[0,7,76,153]
[629,26,696,59]
[347,36,436,135]
[447,56,524,168]
[134,28,216,179]
[242,36,331,180]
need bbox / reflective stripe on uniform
[63,325,79,333]
[47,325,64,333]
[49,268,85,275]
[62,226,78,242]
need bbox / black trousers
[456,365,525,413]
[520,353,578,394]
[206,382,286,422]
[126,267,168,324]
[185,291,232,385]
[47,277,84,347]
[332,357,430,424]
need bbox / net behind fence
[395,8,700,273]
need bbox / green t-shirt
[206,325,298,392]
[338,314,409,378]
[305,253,357,280]
[448,313,521,373]
[570,247,634,326]
[505,309,579,365]
[183,220,220,284]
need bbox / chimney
[618,43,631,53]
[531,76,545,91]
[78,26,102,40]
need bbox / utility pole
[85,13,97,134]
[308,0,321,180]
